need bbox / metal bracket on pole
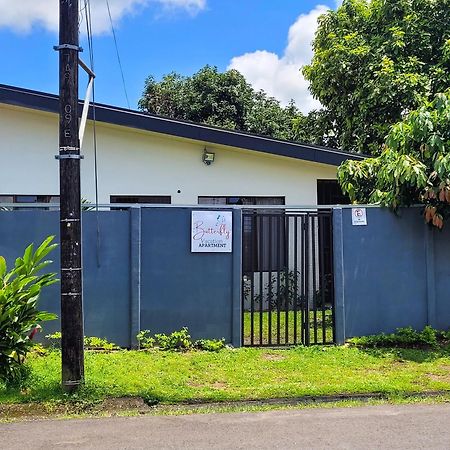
[62,380,82,387]
[55,154,84,160]
[56,147,84,160]
[54,44,83,52]
[79,59,96,79]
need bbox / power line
[106,0,131,109]
[84,0,101,267]
[83,0,99,211]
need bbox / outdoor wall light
[202,148,215,165]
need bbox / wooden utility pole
[57,0,84,392]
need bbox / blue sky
[0,0,339,113]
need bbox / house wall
[0,104,338,205]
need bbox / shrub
[136,330,155,349]
[138,328,227,352]
[347,326,450,349]
[155,327,192,351]
[45,332,119,351]
[193,338,226,352]
[0,236,58,384]
[83,336,119,351]
[45,331,62,348]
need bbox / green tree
[303,0,450,155]
[338,90,450,228]
[138,65,300,140]
[292,109,339,148]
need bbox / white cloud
[0,0,206,34]
[228,5,329,113]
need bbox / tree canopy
[303,0,450,155]
[338,90,450,228]
[138,65,300,141]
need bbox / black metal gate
[242,209,335,346]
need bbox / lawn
[1,345,450,407]
[243,310,334,346]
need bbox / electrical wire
[106,0,131,109]
[84,0,101,267]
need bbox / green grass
[1,345,450,408]
[243,310,334,345]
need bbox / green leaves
[0,236,58,383]
[0,256,6,280]
[304,0,450,154]
[338,90,450,228]
[138,65,300,141]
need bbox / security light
[202,148,215,165]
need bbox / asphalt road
[2,403,450,449]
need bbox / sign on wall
[352,207,367,226]
[191,211,233,253]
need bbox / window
[110,195,171,205]
[0,195,59,210]
[198,196,285,273]
[198,196,284,206]
[317,180,349,205]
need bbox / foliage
[45,331,62,348]
[136,329,155,349]
[303,0,450,154]
[248,270,332,311]
[193,338,226,352]
[136,328,226,352]
[154,327,193,351]
[338,90,450,227]
[45,332,119,351]
[0,236,58,384]
[138,65,300,141]
[83,336,119,351]
[256,271,303,310]
[292,109,339,148]
[348,326,450,349]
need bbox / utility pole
[56,0,84,392]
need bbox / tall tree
[138,65,300,141]
[303,0,450,155]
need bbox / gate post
[130,206,142,349]
[332,207,346,344]
[231,208,243,347]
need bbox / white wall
[0,104,338,205]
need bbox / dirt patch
[0,397,152,422]
[427,374,450,383]
[95,397,149,413]
[261,354,286,362]
[2,391,450,422]
[211,381,228,390]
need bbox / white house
[0,84,363,207]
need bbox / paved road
[2,404,450,449]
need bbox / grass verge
[1,345,450,417]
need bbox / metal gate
[242,209,335,346]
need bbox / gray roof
[0,84,365,166]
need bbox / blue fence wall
[333,207,450,343]
[3,205,450,348]
[0,208,242,347]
